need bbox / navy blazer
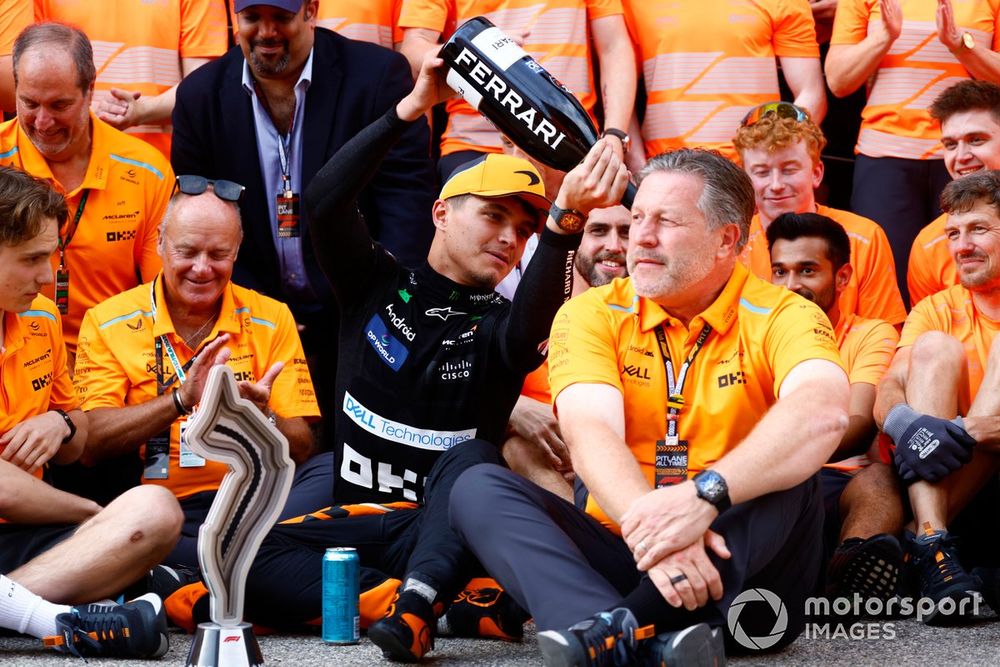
[171,28,436,318]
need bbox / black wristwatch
[601,128,631,153]
[549,203,586,234]
[53,409,76,444]
[693,469,731,514]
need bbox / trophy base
[186,622,264,667]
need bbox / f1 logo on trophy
[182,365,295,667]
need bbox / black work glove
[883,404,976,483]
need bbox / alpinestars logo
[426,306,468,321]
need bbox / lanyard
[149,279,196,396]
[653,323,712,438]
[57,190,90,269]
[254,80,295,196]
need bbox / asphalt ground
[2,613,998,666]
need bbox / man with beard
[875,171,1000,623]
[507,204,631,499]
[908,81,1000,305]
[450,149,849,665]
[767,212,904,603]
[171,0,436,444]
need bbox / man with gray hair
[73,175,321,568]
[450,149,851,666]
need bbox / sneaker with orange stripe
[537,607,655,667]
[903,525,983,626]
[368,589,435,662]
[43,593,169,658]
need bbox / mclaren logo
[515,170,540,186]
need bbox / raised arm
[826,0,901,97]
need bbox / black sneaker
[368,590,435,662]
[903,529,982,625]
[826,534,902,604]
[537,607,651,667]
[442,579,528,641]
[971,566,1000,614]
[640,623,727,667]
[43,593,169,658]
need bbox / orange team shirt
[74,278,320,500]
[831,0,1000,160]
[898,284,999,414]
[621,0,819,160]
[548,263,844,532]
[0,114,172,355]
[521,357,550,403]
[0,297,77,488]
[740,204,907,325]
[230,1,403,48]
[0,0,31,55]
[826,312,899,471]
[399,0,622,155]
[908,213,953,306]
[36,0,229,159]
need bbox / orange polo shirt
[0,114,173,355]
[898,284,998,414]
[549,263,844,531]
[740,205,907,325]
[622,0,819,159]
[908,213,953,307]
[0,0,31,56]
[0,297,77,486]
[831,0,1000,160]
[75,277,320,500]
[399,0,622,155]
[37,0,229,158]
[826,312,899,471]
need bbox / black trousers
[236,439,500,628]
[450,464,824,651]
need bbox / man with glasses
[733,102,907,326]
[72,175,321,569]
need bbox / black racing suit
[232,105,581,628]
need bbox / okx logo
[727,588,788,650]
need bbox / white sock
[0,575,72,638]
[402,577,437,605]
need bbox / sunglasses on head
[173,175,246,203]
[741,102,810,127]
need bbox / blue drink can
[322,547,360,644]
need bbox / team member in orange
[74,176,320,568]
[0,165,183,659]
[826,0,1000,304]
[621,0,826,162]
[398,0,637,179]
[908,80,1000,305]
[42,0,231,158]
[875,171,1000,623]
[505,204,631,500]
[2,23,174,364]
[450,149,849,665]
[766,211,905,602]
[733,102,907,326]
[0,0,29,111]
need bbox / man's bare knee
[103,486,183,547]
[910,331,965,370]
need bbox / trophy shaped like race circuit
[182,365,295,667]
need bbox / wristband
[53,409,76,444]
[172,388,192,416]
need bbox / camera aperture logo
[728,588,789,650]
